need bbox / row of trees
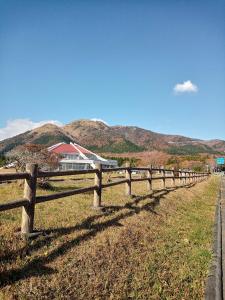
[2,144,210,173]
[102,156,141,167]
[0,155,6,167]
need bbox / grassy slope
[0,175,220,299]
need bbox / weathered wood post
[146,165,152,192]
[125,162,131,196]
[162,167,166,189]
[21,163,38,236]
[93,163,102,209]
[179,169,182,186]
[171,168,175,187]
[184,172,187,185]
[182,170,184,186]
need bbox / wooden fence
[0,163,209,236]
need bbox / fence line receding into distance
[0,163,209,236]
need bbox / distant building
[48,142,118,170]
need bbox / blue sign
[216,157,225,165]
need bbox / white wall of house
[59,159,117,171]
[49,142,118,171]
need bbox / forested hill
[0,119,224,155]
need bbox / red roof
[51,144,79,154]
[74,144,92,154]
[49,143,95,155]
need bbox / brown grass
[0,174,220,299]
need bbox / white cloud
[173,80,198,94]
[90,118,109,125]
[0,119,63,141]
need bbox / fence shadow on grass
[0,182,196,288]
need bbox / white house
[48,142,118,171]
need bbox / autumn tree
[6,144,60,172]
[6,144,61,188]
[147,151,170,168]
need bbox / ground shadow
[0,182,197,287]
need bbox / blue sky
[0,0,225,141]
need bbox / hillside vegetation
[0,119,224,156]
[167,144,218,155]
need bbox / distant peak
[39,123,59,128]
[32,123,61,133]
[65,119,109,129]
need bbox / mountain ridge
[0,119,224,155]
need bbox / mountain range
[0,119,224,156]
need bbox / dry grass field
[0,173,220,299]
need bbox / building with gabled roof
[48,142,117,170]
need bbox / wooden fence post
[93,163,102,209]
[162,167,166,189]
[179,169,183,186]
[146,165,152,192]
[178,169,182,186]
[171,168,175,187]
[125,162,131,196]
[21,163,38,236]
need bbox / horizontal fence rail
[0,163,210,236]
[37,169,97,178]
[0,172,30,181]
[36,186,97,204]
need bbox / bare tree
[6,144,61,188]
[147,151,169,168]
[6,144,60,172]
